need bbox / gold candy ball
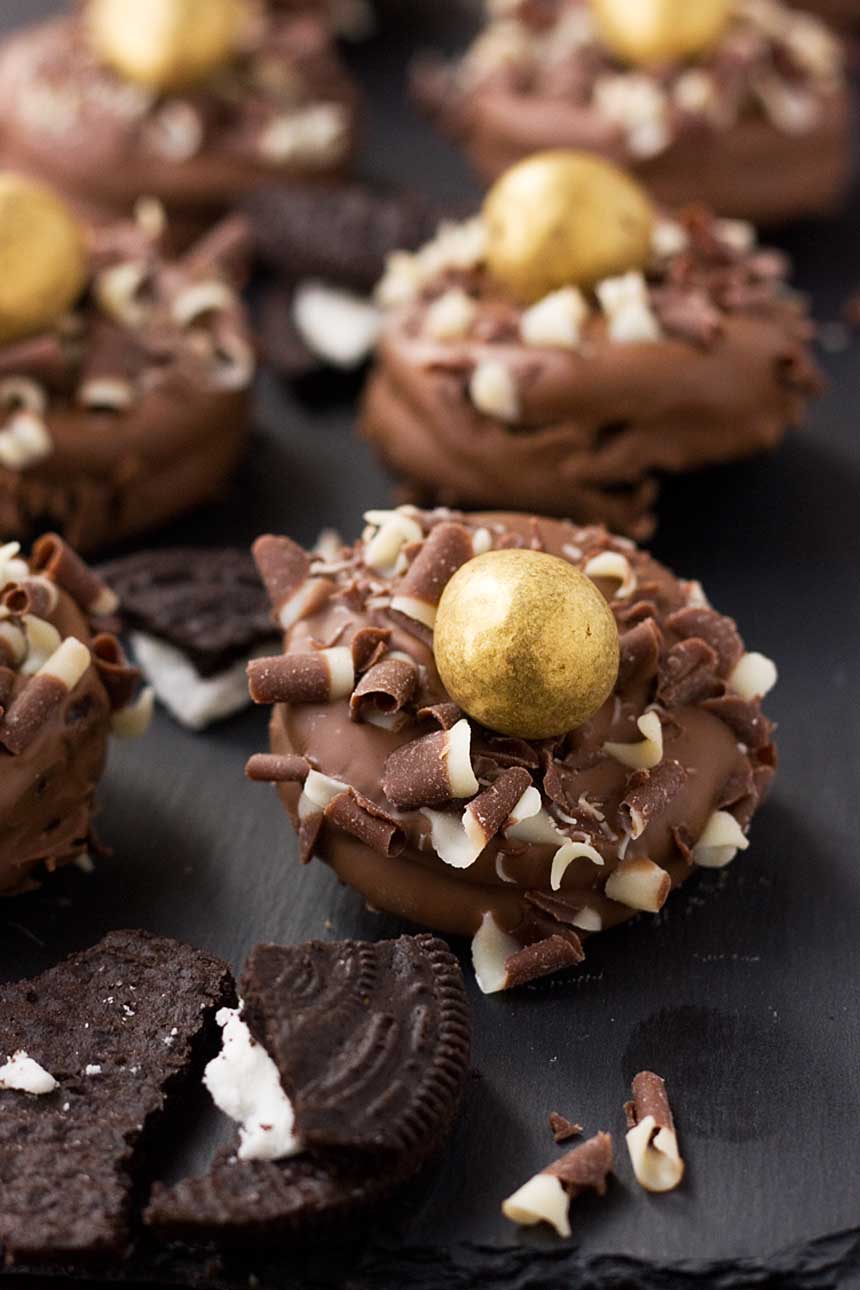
[0,175,87,346]
[86,0,245,92]
[433,550,620,740]
[483,150,656,303]
[591,0,733,67]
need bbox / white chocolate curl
[551,840,605,891]
[502,1173,571,1238]
[111,685,154,738]
[626,1115,685,1194]
[19,615,62,676]
[605,857,670,913]
[38,637,90,689]
[692,810,750,869]
[603,711,663,770]
[584,550,637,600]
[363,508,423,576]
[389,593,437,630]
[469,359,520,422]
[520,286,588,350]
[471,911,519,995]
[424,288,478,341]
[729,651,778,700]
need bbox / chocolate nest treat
[362,152,821,537]
[416,0,849,223]
[100,547,276,729]
[0,929,234,1266]
[0,175,254,554]
[146,934,470,1242]
[247,509,777,992]
[0,0,358,250]
[0,533,150,897]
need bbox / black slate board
[2,2,860,1287]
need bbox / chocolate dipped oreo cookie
[100,547,276,729]
[0,929,234,1265]
[146,933,470,1241]
[247,509,777,992]
[0,1,358,250]
[416,0,849,223]
[0,176,254,554]
[362,152,821,537]
[0,533,150,897]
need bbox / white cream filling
[204,1007,300,1163]
[131,632,271,731]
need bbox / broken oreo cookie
[99,547,277,730]
[146,934,470,1242]
[0,930,234,1266]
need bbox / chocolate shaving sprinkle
[702,694,773,750]
[416,701,463,730]
[549,1113,583,1144]
[252,535,310,618]
[324,789,406,858]
[620,760,688,840]
[504,933,584,991]
[618,618,663,690]
[351,626,391,673]
[666,607,743,678]
[249,652,346,706]
[657,638,722,707]
[545,1131,613,1198]
[467,767,532,842]
[383,725,474,810]
[90,633,141,712]
[245,753,310,783]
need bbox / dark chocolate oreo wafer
[0,930,234,1266]
[99,548,273,678]
[146,934,470,1242]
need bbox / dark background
[2,2,860,1286]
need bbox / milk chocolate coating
[254,509,776,942]
[0,13,358,250]
[418,1,850,223]
[0,216,253,554]
[0,543,132,895]
[363,210,820,538]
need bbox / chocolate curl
[0,637,91,755]
[619,760,688,841]
[324,789,406,858]
[382,718,478,810]
[30,535,118,617]
[252,535,331,631]
[1,576,58,620]
[349,656,417,724]
[657,638,722,707]
[617,618,663,690]
[90,633,141,711]
[665,606,743,679]
[624,1071,684,1194]
[604,857,671,913]
[467,766,532,846]
[502,1132,613,1238]
[351,625,391,673]
[390,522,474,630]
[504,933,585,991]
[245,753,310,783]
[248,648,354,705]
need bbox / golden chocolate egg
[86,0,246,92]
[591,0,733,67]
[433,550,620,740]
[483,151,656,303]
[0,175,87,346]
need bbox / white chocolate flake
[520,286,588,350]
[363,509,423,576]
[469,360,520,422]
[111,685,155,738]
[729,652,777,701]
[389,593,437,630]
[603,712,663,770]
[322,646,355,700]
[626,1115,685,1193]
[692,810,749,869]
[471,911,519,995]
[584,551,637,599]
[445,718,480,798]
[605,857,670,913]
[550,840,604,891]
[502,1173,571,1238]
[424,288,477,341]
[596,272,661,344]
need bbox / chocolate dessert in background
[0,532,150,897]
[362,151,821,537]
[0,930,234,1265]
[0,174,254,554]
[146,934,470,1242]
[0,0,359,251]
[247,508,777,993]
[416,0,850,223]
